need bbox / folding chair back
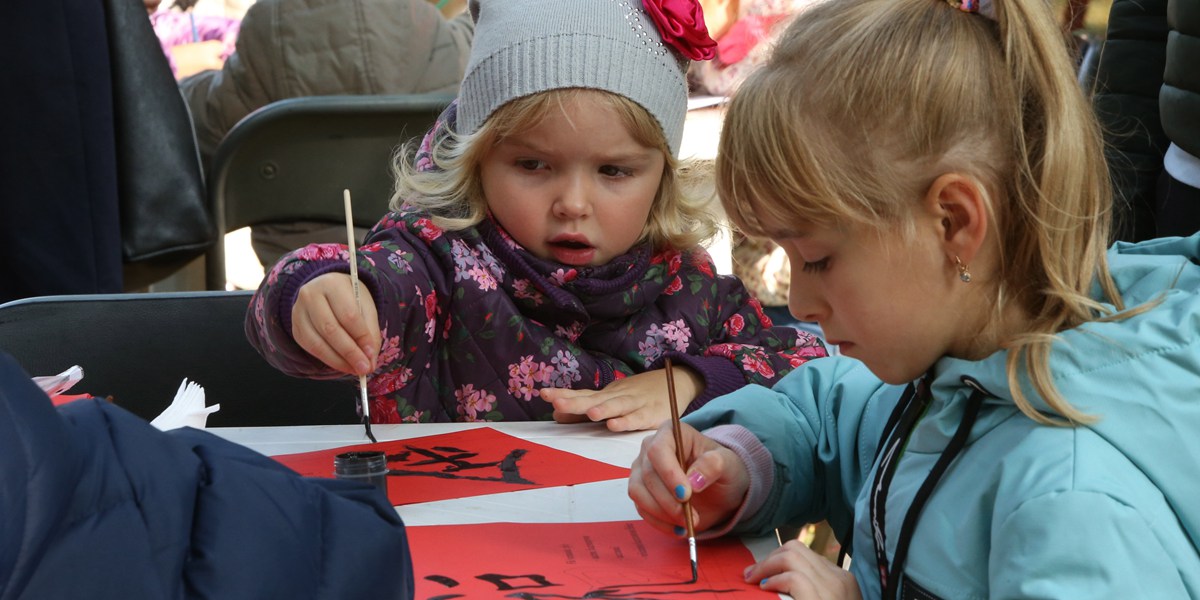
[204,93,454,289]
[0,291,358,426]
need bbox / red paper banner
[273,427,630,505]
[408,520,776,599]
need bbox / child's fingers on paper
[545,390,631,426]
[748,539,860,599]
[584,393,643,421]
[538,387,588,401]
[545,390,660,431]
[603,414,644,432]
[551,409,591,424]
[602,402,666,432]
[542,387,603,414]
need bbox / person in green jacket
[628,0,1200,596]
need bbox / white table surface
[211,421,648,526]
[209,421,783,564]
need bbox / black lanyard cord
[884,386,987,597]
[870,383,931,575]
[871,376,992,599]
[839,379,922,568]
[838,377,924,569]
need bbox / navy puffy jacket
[0,352,414,599]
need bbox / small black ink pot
[334,450,389,494]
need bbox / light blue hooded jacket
[685,234,1200,599]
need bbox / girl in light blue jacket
[627,0,1200,596]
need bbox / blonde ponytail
[717,0,1133,425]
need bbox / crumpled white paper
[149,379,221,431]
[32,365,85,396]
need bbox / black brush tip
[363,417,378,444]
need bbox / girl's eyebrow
[501,138,657,164]
[600,150,659,164]
[498,138,546,153]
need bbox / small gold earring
[954,255,972,283]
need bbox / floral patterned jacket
[246,98,826,423]
[246,213,826,423]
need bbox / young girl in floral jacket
[245,0,826,428]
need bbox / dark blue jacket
[0,352,414,599]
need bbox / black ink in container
[334,451,389,494]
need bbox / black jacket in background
[1161,0,1200,158]
[0,0,124,301]
[1091,0,1171,242]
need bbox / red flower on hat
[642,0,717,61]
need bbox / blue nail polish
[674,484,686,499]
[760,578,770,587]
[674,525,685,536]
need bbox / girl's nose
[553,174,592,220]
[788,276,826,324]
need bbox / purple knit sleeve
[246,217,432,381]
[277,262,353,337]
[656,353,746,414]
[694,424,774,539]
[676,249,828,398]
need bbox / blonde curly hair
[391,88,718,253]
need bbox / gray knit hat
[460,0,694,156]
